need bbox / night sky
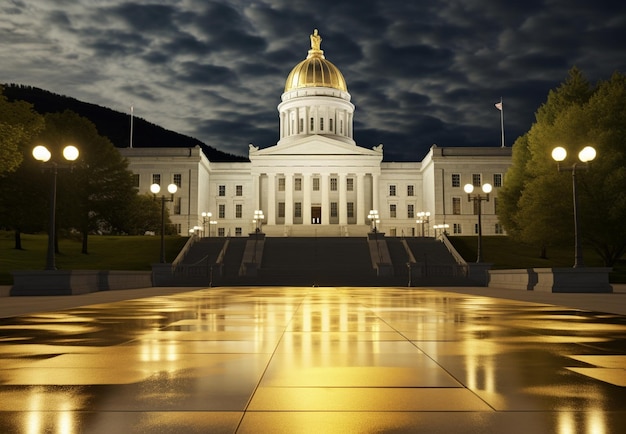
[2,1,625,161]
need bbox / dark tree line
[0,86,171,254]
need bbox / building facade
[119,31,512,238]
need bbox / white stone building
[119,31,512,238]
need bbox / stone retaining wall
[11,270,153,296]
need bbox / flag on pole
[495,98,504,147]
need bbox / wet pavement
[1,286,626,433]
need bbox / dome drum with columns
[119,30,512,238]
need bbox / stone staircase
[171,235,474,287]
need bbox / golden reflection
[558,411,576,434]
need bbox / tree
[0,87,46,248]
[118,193,170,236]
[0,86,44,174]
[37,111,138,254]
[498,68,626,266]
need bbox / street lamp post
[416,211,430,237]
[551,145,596,268]
[368,209,380,233]
[151,183,178,263]
[253,210,265,233]
[201,211,212,237]
[464,183,492,263]
[32,144,80,270]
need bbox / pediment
[250,135,382,158]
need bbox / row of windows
[292,118,344,134]
[451,173,503,188]
[450,223,504,234]
[276,177,357,192]
[275,202,356,218]
[218,185,244,197]
[388,185,415,197]
[451,197,498,215]
[139,174,183,188]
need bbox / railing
[439,233,468,266]
[172,235,197,266]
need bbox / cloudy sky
[2,1,625,161]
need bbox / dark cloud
[1,0,626,160]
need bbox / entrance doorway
[311,206,321,224]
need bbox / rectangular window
[278,202,285,218]
[493,173,503,187]
[132,174,139,188]
[495,223,504,234]
[295,178,302,191]
[407,204,414,219]
[299,118,304,133]
[152,174,161,185]
[218,185,226,197]
[472,173,482,187]
[453,223,462,234]
[347,178,354,191]
[295,202,302,218]
[330,202,338,218]
[330,177,338,191]
[452,197,461,215]
[407,185,414,196]
[235,204,242,219]
[236,185,243,196]
[218,227,225,237]
[452,174,460,187]
[347,202,354,218]
[329,118,333,131]
[474,223,479,234]
[390,204,397,218]
[173,173,182,188]
[174,197,181,215]
[313,178,320,191]
[235,227,242,236]
[310,117,314,131]
[320,117,324,131]
[218,204,225,219]
[389,185,396,196]
[278,177,285,191]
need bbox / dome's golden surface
[284,30,347,92]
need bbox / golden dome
[284,29,347,92]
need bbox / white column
[339,173,347,225]
[253,173,260,211]
[267,173,276,225]
[321,174,329,225]
[372,173,380,212]
[303,174,311,224]
[285,173,293,225]
[357,173,365,225]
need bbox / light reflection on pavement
[1,286,625,433]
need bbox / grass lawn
[1,232,623,284]
[0,232,188,285]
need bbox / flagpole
[129,104,134,148]
[499,97,505,147]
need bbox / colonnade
[252,171,380,227]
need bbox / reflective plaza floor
[1,286,626,433]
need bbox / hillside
[2,83,248,162]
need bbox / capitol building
[119,31,512,239]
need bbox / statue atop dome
[310,29,322,51]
